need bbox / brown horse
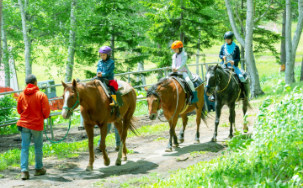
[61,79,137,171]
[145,77,207,152]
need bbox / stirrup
[110,95,117,106]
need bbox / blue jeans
[222,63,246,82]
[20,127,43,172]
[98,123,121,147]
[80,114,120,147]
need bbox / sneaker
[209,95,215,102]
[115,146,120,151]
[110,95,117,106]
[21,171,29,180]
[34,167,46,176]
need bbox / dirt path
[0,106,257,188]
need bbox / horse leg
[100,123,110,166]
[228,104,236,139]
[212,103,222,142]
[166,117,178,151]
[243,99,249,132]
[121,118,131,161]
[194,108,202,144]
[114,120,123,166]
[178,114,188,143]
[85,124,95,171]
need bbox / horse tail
[129,116,139,136]
[201,109,210,128]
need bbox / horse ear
[72,79,77,88]
[61,81,68,89]
[144,87,148,92]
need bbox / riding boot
[191,91,199,104]
[110,95,117,106]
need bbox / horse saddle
[169,72,204,106]
[223,68,250,99]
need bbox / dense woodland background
[0,0,303,98]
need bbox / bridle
[63,91,80,115]
[149,98,162,114]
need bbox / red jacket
[17,84,50,131]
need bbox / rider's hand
[97,72,102,77]
[172,68,178,72]
[230,61,234,65]
[223,56,226,61]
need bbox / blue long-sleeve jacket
[219,44,240,67]
[97,58,115,80]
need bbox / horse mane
[146,77,171,97]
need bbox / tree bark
[225,0,264,97]
[18,0,31,76]
[196,30,200,75]
[180,0,184,42]
[0,0,2,67]
[280,8,286,71]
[285,0,294,84]
[291,0,303,64]
[1,14,9,87]
[300,56,303,81]
[65,0,77,82]
[111,26,115,60]
[137,61,146,85]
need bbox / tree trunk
[180,0,184,42]
[1,14,9,87]
[157,43,163,81]
[291,0,303,65]
[225,0,264,97]
[18,0,32,76]
[285,0,294,84]
[300,56,303,81]
[196,30,200,75]
[65,0,77,82]
[245,0,264,97]
[137,61,146,85]
[111,26,115,60]
[280,7,286,71]
[0,0,2,67]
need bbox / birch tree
[18,0,31,76]
[1,14,9,87]
[224,0,276,97]
[65,0,77,82]
[285,0,303,84]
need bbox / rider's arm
[97,61,102,74]
[177,52,188,70]
[233,46,240,67]
[172,55,176,69]
[219,45,225,60]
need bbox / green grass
[0,120,173,170]
[120,172,161,188]
[147,88,303,187]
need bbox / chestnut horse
[145,77,207,152]
[61,79,137,171]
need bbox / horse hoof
[86,166,93,171]
[173,144,179,148]
[243,127,249,133]
[122,157,127,161]
[211,138,217,142]
[228,135,233,139]
[165,148,172,152]
[179,139,184,143]
[115,160,121,166]
[104,159,110,166]
[194,140,200,144]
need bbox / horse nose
[149,113,156,120]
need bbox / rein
[157,79,179,122]
[217,70,232,93]
[45,91,79,144]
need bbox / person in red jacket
[17,74,50,180]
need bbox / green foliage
[148,88,303,187]
[0,95,19,135]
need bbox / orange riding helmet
[171,40,183,49]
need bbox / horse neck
[158,80,176,107]
[216,68,230,91]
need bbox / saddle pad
[171,75,204,93]
[171,76,187,93]
[117,80,134,96]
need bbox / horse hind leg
[228,104,236,139]
[242,99,249,132]
[178,114,188,143]
[114,120,123,166]
[194,108,202,144]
